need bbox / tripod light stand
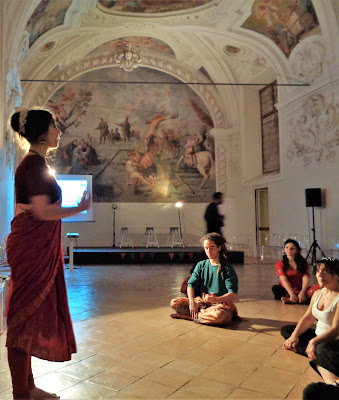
[112,204,117,247]
[175,202,184,246]
[306,205,326,266]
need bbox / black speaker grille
[305,188,322,207]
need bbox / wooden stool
[144,227,159,248]
[167,227,185,248]
[119,227,133,248]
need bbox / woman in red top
[6,109,91,399]
[272,239,310,304]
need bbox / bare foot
[170,313,192,320]
[281,297,297,304]
[30,387,60,399]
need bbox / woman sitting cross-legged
[272,239,311,304]
[170,233,239,326]
[281,258,339,394]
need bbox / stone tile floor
[0,260,321,399]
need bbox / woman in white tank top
[280,258,339,391]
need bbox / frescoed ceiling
[97,0,214,14]
[241,0,320,57]
[26,0,72,47]
[19,0,332,122]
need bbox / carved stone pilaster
[211,127,241,196]
[210,128,228,195]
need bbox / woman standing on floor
[281,258,339,395]
[6,109,91,399]
[272,239,311,304]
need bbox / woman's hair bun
[10,111,21,133]
[10,108,53,144]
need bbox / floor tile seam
[169,377,237,399]
[134,369,196,392]
[57,378,120,397]
[108,349,177,370]
[86,372,140,392]
[118,374,179,398]
[55,365,109,382]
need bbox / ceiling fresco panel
[97,0,214,14]
[241,0,320,58]
[26,0,72,47]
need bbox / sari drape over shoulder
[6,209,76,362]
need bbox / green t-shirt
[187,259,238,296]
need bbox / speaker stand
[306,206,326,270]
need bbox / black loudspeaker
[305,188,322,207]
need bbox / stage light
[175,202,184,245]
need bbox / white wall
[241,86,262,181]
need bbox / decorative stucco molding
[6,64,23,110]
[31,54,226,128]
[216,143,227,195]
[286,94,339,166]
[220,45,270,82]
[16,31,30,70]
[5,64,24,167]
[290,37,326,84]
[227,134,240,178]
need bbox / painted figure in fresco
[84,141,100,166]
[86,133,93,144]
[177,125,215,189]
[72,140,89,165]
[47,100,69,127]
[115,116,131,142]
[61,139,78,166]
[145,108,179,137]
[184,125,208,167]
[243,0,319,57]
[95,118,110,144]
[123,152,154,191]
[111,127,122,142]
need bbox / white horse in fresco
[177,151,215,189]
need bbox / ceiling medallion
[114,44,143,72]
[41,41,55,52]
[224,45,241,56]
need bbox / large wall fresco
[97,0,213,14]
[242,0,320,57]
[88,37,175,58]
[48,67,215,203]
[26,0,72,47]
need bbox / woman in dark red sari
[6,109,91,399]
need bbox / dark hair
[200,232,228,276]
[282,238,309,274]
[212,192,223,201]
[316,258,339,276]
[10,109,54,144]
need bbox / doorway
[255,188,269,247]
